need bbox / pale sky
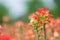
[0,0,28,19]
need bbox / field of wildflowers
[0,8,60,40]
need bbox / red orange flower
[38,8,49,15]
[0,33,11,40]
[55,28,60,34]
[29,14,38,20]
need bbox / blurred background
[0,0,60,24]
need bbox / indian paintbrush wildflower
[29,8,53,40]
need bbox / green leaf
[39,37,44,40]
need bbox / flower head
[29,8,52,26]
[38,8,49,15]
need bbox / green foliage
[39,37,44,40]
[0,4,8,24]
[0,4,8,17]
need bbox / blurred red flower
[0,33,11,40]
[55,28,60,34]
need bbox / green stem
[43,23,46,40]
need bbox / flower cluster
[29,8,60,40]
[29,8,52,26]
